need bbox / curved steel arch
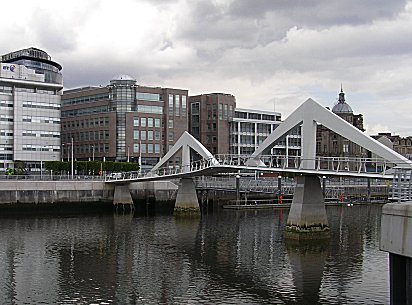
[249,98,412,169]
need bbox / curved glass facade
[12,59,62,84]
[1,48,62,85]
[109,77,137,161]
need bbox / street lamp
[61,143,64,162]
[71,137,74,179]
[40,145,48,179]
[127,146,130,163]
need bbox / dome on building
[111,74,136,81]
[332,86,353,114]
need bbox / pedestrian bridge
[106,98,412,184]
[108,98,412,218]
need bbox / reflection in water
[0,205,388,304]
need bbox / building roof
[111,74,135,81]
[332,86,353,114]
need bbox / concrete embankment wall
[0,180,178,208]
[0,181,115,206]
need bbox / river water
[0,204,388,304]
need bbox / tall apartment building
[316,87,366,157]
[189,93,301,157]
[61,75,188,170]
[0,47,63,171]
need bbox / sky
[1,0,412,136]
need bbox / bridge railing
[213,154,393,175]
[105,154,401,182]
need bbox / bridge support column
[113,184,134,210]
[174,178,200,215]
[381,202,412,304]
[285,175,329,240]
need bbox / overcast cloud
[1,0,412,135]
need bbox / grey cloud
[228,0,406,25]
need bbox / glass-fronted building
[0,47,63,172]
[61,76,188,171]
[231,108,301,157]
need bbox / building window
[133,130,139,140]
[169,132,174,141]
[154,118,160,128]
[182,96,187,117]
[175,95,180,116]
[168,119,173,128]
[141,131,147,140]
[148,144,153,153]
[141,144,147,153]
[155,144,160,153]
[224,104,228,120]
[148,131,153,140]
[141,118,147,127]
[219,103,223,120]
[168,94,173,116]
[148,118,153,127]
[133,144,139,153]
[155,131,161,140]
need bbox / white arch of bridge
[248,98,412,169]
[151,131,219,173]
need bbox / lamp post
[127,146,130,163]
[40,145,47,179]
[92,144,95,161]
[71,137,74,179]
[61,143,64,162]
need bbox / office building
[231,108,301,156]
[189,93,236,155]
[189,93,301,157]
[0,47,63,172]
[61,75,188,170]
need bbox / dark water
[0,205,388,304]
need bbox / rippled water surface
[0,205,388,304]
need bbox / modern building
[316,87,366,158]
[231,108,301,157]
[0,47,63,172]
[189,93,301,157]
[61,75,188,170]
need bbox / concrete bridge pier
[285,175,330,240]
[174,178,200,215]
[113,184,134,211]
[380,202,412,304]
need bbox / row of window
[133,143,161,154]
[133,117,161,128]
[0,115,13,122]
[0,130,13,136]
[22,145,60,151]
[22,131,60,138]
[0,101,13,107]
[63,93,110,106]
[133,130,161,141]
[168,94,187,117]
[23,101,60,110]
[63,130,110,142]
[23,116,60,124]
[63,117,110,130]
[62,106,108,117]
